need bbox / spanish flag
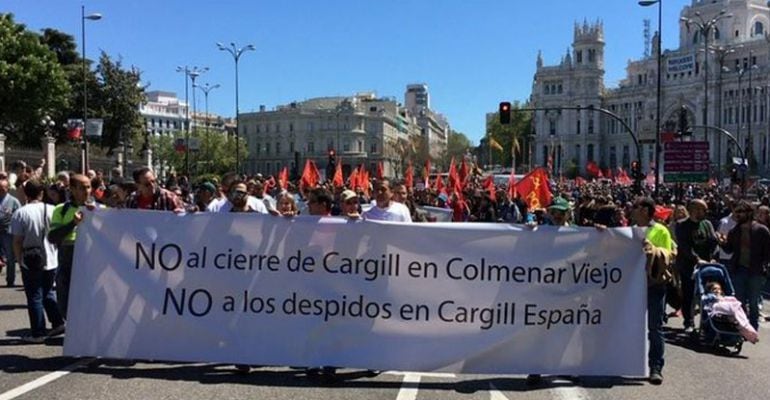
[489,137,504,152]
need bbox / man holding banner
[632,196,674,385]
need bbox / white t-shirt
[10,202,58,270]
[717,214,735,260]
[209,196,267,214]
[363,201,412,222]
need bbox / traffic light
[328,149,336,167]
[631,160,643,180]
[499,102,511,124]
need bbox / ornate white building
[531,0,770,177]
[240,85,449,177]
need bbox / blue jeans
[648,284,666,372]
[0,232,16,285]
[20,267,64,336]
[731,268,767,331]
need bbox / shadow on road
[663,327,748,359]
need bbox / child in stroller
[695,264,756,354]
[703,281,758,344]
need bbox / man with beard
[717,200,770,330]
[674,199,718,333]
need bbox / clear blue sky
[5,0,689,144]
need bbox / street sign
[663,141,709,183]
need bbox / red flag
[586,161,601,177]
[575,176,586,187]
[654,205,674,222]
[361,166,371,198]
[448,158,459,190]
[597,169,604,179]
[459,158,469,186]
[278,167,289,190]
[507,167,517,199]
[423,159,431,188]
[515,167,553,210]
[404,161,414,191]
[377,161,384,180]
[332,160,344,188]
[265,176,276,193]
[299,160,320,193]
[435,174,446,195]
[348,166,359,190]
[617,168,632,186]
[646,171,655,186]
[482,175,496,202]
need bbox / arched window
[755,21,764,36]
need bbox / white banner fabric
[64,209,647,376]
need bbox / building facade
[240,85,450,178]
[140,90,229,137]
[531,0,770,178]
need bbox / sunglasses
[231,190,248,197]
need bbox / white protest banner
[64,210,647,376]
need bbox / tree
[151,128,247,177]
[392,134,431,176]
[0,14,69,145]
[486,101,533,169]
[91,52,146,150]
[441,130,472,164]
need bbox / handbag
[22,204,47,271]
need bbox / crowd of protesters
[1,158,769,386]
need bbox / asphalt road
[1,269,769,400]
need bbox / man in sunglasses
[228,182,256,213]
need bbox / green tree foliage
[0,14,69,145]
[487,101,533,168]
[441,130,472,164]
[91,52,145,150]
[151,128,247,177]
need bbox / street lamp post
[217,42,255,175]
[175,66,207,177]
[81,6,102,174]
[194,82,220,173]
[746,51,758,169]
[712,45,738,179]
[639,0,663,196]
[681,9,733,162]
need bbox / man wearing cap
[674,198,718,333]
[195,182,217,212]
[340,189,361,219]
[546,197,572,226]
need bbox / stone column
[0,134,5,173]
[116,143,125,177]
[42,135,56,178]
[143,148,153,171]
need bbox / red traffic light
[499,102,512,124]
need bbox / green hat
[548,197,571,212]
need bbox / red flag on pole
[586,161,601,177]
[405,161,414,191]
[348,166,359,190]
[278,167,289,190]
[575,176,586,187]
[448,158,458,190]
[423,159,431,188]
[377,161,384,180]
[332,160,344,188]
[507,167,517,199]
[459,158,469,186]
[515,167,553,210]
[482,175,496,202]
[435,174,446,195]
[264,176,276,193]
[299,160,320,193]
[361,166,371,198]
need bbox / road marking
[0,358,93,400]
[385,371,456,378]
[551,385,591,400]
[395,372,421,400]
[489,383,510,400]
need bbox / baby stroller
[694,263,744,354]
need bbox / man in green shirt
[48,174,92,319]
[631,196,674,385]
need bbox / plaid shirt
[125,187,183,211]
